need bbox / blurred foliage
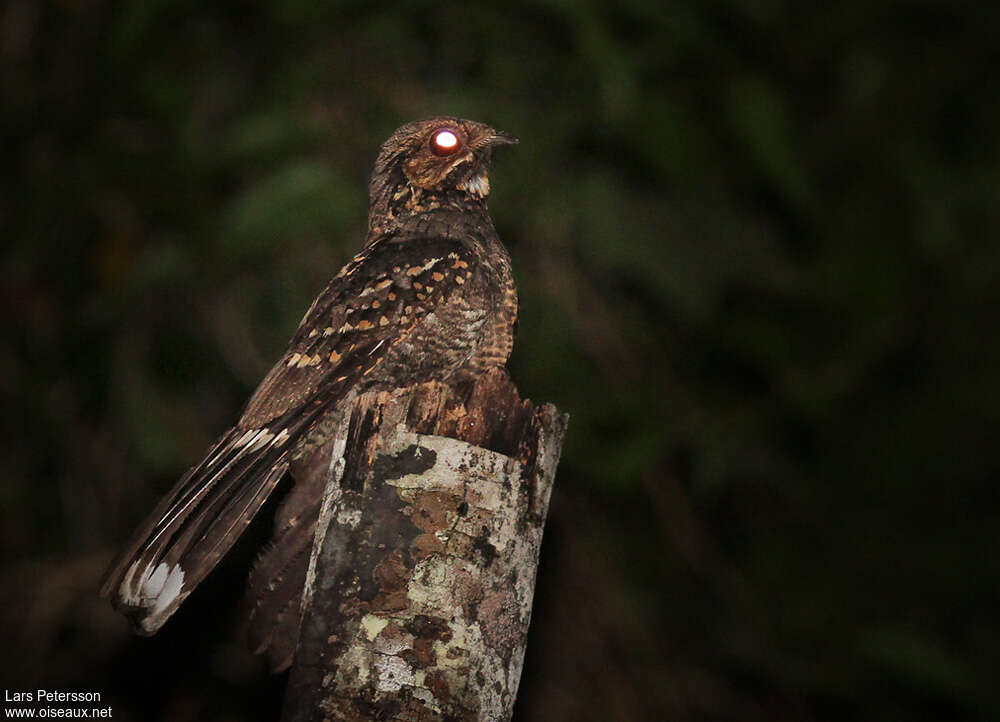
[3,1,999,720]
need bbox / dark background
[3,1,998,720]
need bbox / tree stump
[281,369,567,722]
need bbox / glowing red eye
[431,129,460,156]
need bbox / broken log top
[283,368,567,722]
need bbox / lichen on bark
[282,369,567,722]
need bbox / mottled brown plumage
[100,118,519,671]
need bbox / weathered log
[281,369,567,722]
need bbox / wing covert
[239,235,482,428]
[101,233,485,634]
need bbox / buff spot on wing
[248,430,275,452]
[235,429,258,447]
[287,353,302,367]
[362,277,394,296]
[329,350,342,363]
[406,258,441,276]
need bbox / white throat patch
[458,172,490,198]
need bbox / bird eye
[430,128,461,156]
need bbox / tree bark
[281,369,567,722]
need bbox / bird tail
[99,414,314,635]
[241,426,332,672]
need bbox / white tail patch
[143,562,169,599]
[149,564,185,616]
[120,560,145,605]
[121,560,186,625]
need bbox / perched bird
[101,118,519,671]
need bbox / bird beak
[486,130,519,146]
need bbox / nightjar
[101,118,519,671]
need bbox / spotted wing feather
[100,235,482,635]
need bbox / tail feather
[242,418,335,669]
[100,413,313,634]
[244,488,323,670]
[246,541,312,671]
[101,374,353,652]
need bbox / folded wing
[100,234,484,636]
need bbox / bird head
[372,117,518,202]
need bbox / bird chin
[457,172,490,199]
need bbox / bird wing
[100,233,485,634]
